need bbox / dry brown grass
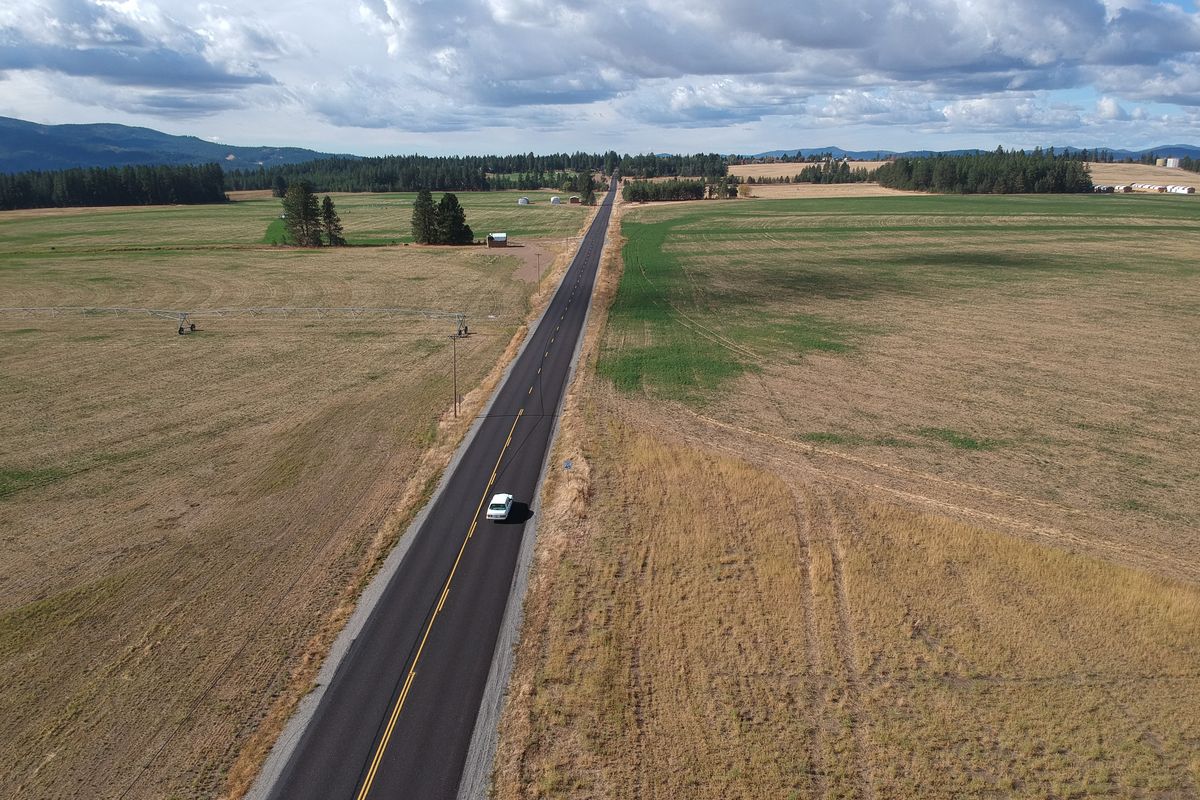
[0,199,584,799]
[492,191,1200,798]
[1087,162,1199,188]
[494,394,1200,799]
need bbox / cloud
[0,0,278,92]
[302,66,567,132]
[941,96,1084,130]
[5,0,1200,142]
[1096,95,1129,120]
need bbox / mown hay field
[1087,162,1199,189]
[0,193,587,799]
[494,192,1200,798]
[728,161,890,180]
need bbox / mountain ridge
[0,116,352,174]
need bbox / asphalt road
[266,178,616,800]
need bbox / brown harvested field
[0,196,586,799]
[493,192,1200,797]
[1087,162,1199,188]
[729,161,890,179]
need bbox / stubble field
[0,191,590,799]
[494,192,1200,798]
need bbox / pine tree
[411,188,437,244]
[271,175,288,198]
[435,193,474,245]
[281,182,321,246]
[321,195,345,246]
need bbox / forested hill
[227,152,727,193]
[0,116,345,174]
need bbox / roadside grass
[496,397,1200,798]
[0,195,582,799]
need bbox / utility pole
[449,332,459,418]
[536,252,541,283]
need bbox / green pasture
[0,189,592,256]
[599,193,1200,406]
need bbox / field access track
[265,180,615,800]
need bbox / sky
[1,0,1199,156]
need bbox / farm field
[1087,161,1199,188]
[728,160,890,180]
[0,192,590,799]
[494,193,1200,797]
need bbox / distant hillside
[743,144,1200,160]
[0,116,353,174]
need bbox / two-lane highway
[266,178,616,800]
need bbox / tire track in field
[792,487,831,800]
[816,488,875,800]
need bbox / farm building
[486,232,508,247]
[517,196,530,205]
[550,196,562,205]
[569,195,581,204]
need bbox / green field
[599,192,1200,571]
[601,193,1200,403]
[0,188,592,254]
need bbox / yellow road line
[355,408,525,800]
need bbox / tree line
[227,152,724,195]
[622,178,738,202]
[0,163,227,210]
[875,149,1093,193]
[744,162,877,185]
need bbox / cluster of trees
[744,162,877,185]
[0,162,226,210]
[875,149,1093,194]
[623,178,723,202]
[280,182,345,246]
[1180,157,1200,174]
[227,151,723,195]
[794,162,876,183]
[411,189,474,245]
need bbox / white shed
[517,196,530,205]
[550,196,562,205]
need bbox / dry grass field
[1087,162,1198,188]
[728,161,890,180]
[0,192,589,799]
[494,192,1200,798]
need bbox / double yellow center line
[355,408,525,800]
